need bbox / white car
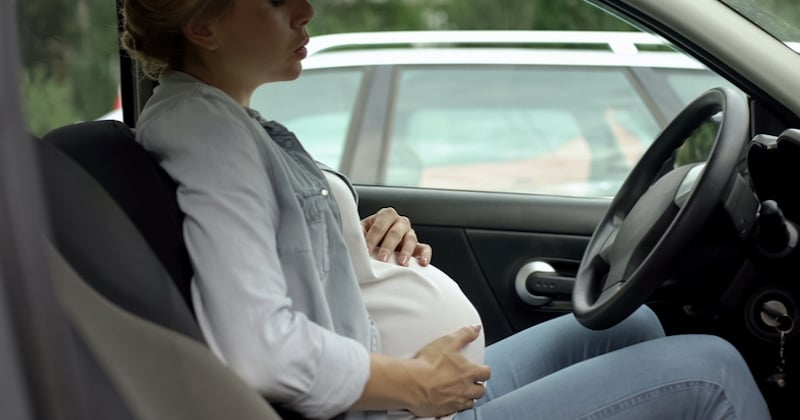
[251,30,737,197]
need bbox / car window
[18,1,119,137]
[251,68,365,169]
[384,66,660,197]
[250,58,737,198]
[657,69,737,104]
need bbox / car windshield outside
[251,31,736,197]
[18,0,748,199]
[722,0,800,49]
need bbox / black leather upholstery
[41,121,195,316]
[38,127,204,343]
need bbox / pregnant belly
[359,253,484,365]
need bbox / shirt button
[321,189,329,197]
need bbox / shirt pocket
[296,189,331,280]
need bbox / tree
[17,0,118,136]
[308,0,635,35]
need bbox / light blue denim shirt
[136,71,382,419]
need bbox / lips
[294,38,309,58]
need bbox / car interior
[4,0,800,419]
[38,120,287,419]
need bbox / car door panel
[356,185,609,344]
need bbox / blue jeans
[454,306,771,420]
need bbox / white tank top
[323,172,485,420]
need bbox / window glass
[251,69,364,169]
[721,0,800,46]
[18,0,119,137]
[384,66,660,197]
[659,69,737,104]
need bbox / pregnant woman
[123,0,771,419]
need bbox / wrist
[397,357,429,409]
[351,354,427,412]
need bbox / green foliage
[20,0,629,136]
[312,0,427,34]
[309,0,634,34]
[440,0,634,31]
[22,67,81,138]
[69,0,120,120]
[675,121,717,167]
[17,0,75,70]
[17,0,118,136]
[18,0,799,139]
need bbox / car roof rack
[307,30,669,56]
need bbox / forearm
[350,353,424,412]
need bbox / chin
[267,67,303,83]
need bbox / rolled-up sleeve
[138,92,369,418]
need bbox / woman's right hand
[407,325,491,417]
[351,325,489,416]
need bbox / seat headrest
[39,121,202,342]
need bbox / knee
[620,305,665,340]
[686,335,748,371]
[680,335,770,418]
[667,335,754,386]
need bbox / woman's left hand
[362,207,432,267]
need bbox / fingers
[412,242,432,266]
[451,324,482,348]
[450,325,491,382]
[377,220,410,262]
[363,208,403,256]
[466,381,487,404]
[417,325,484,361]
[362,207,434,266]
[363,207,411,263]
[458,382,486,412]
[461,398,477,412]
[409,326,491,418]
[471,364,491,384]
[396,228,418,266]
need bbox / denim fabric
[455,306,770,420]
[137,71,381,419]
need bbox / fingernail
[378,250,389,262]
[399,255,409,266]
[470,324,482,332]
[418,256,429,266]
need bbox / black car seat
[38,120,291,419]
[42,120,196,318]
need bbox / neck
[181,58,254,107]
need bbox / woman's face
[210,0,314,89]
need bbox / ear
[183,18,221,51]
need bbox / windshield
[721,0,800,50]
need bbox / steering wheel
[572,87,750,330]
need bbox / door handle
[514,261,575,307]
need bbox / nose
[293,0,314,28]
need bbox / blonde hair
[121,0,234,79]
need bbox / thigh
[456,335,769,420]
[480,305,664,402]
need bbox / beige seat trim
[47,240,280,420]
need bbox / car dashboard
[718,127,800,413]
